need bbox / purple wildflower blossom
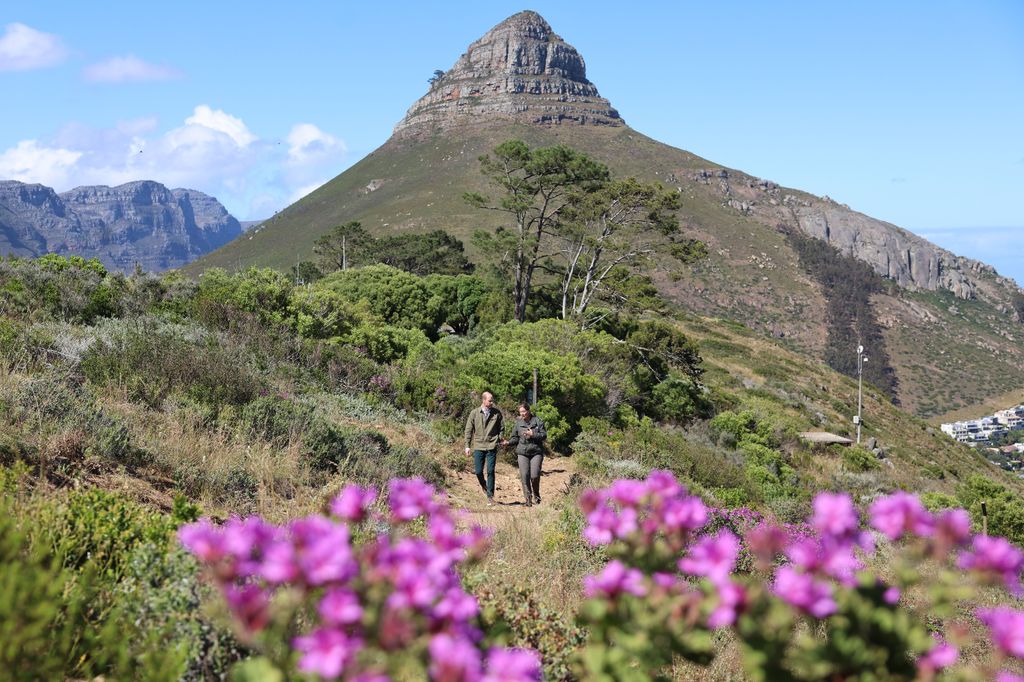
[293,628,363,680]
[868,492,934,540]
[773,566,837,618]
[958,535,1024,595]
[978,606,1024,659]
[330,484,378,522]
[678,530,740,583]
[482,648,543,682]
[584,560,648,599]
[428,633,483,682]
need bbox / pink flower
[584,560,648,599]
[933,508,971,547]
[607,479,648,507]
[223,583,270,633]
[645,469,685,498]
[388,477,438,522]
[868,492,934,540]
[178,518,223,563]
[707,579,747,628]
[319,588,363,627]
[745,523,789,564]
[772,566,836,618]
[293,628,363,680]
[958,535,1024,595]
[678,530,740,583]
[330,484,377,522]
[997,673,1024,682]
[259,538,298,584]
[290,516,357,586]
[978,606,1024,659]
[483,648,542,682]
[883,586,900,604]
[812,492,859,540]
[428,633,483,682]
[661,497,709,532]
[583,504,617,545]
[433,588,479,623]
[918,636,958,671]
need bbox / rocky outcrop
[791,202,986,299]
[393,10,622,138]
[0,180,242,272]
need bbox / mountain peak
[393,10,622,138]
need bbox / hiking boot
[533,495,541,505]
[525,498,533,507]
[486,497,494,507]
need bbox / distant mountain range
[0,179,242,272]
[188,10,1024,418]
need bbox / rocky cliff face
[689,166,1017,301]
[0,180,241,271]
[392,10,622,138]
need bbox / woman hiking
[504,403,547,507]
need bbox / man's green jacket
[465,408,503,451]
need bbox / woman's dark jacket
[507,415,546,457]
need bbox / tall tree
[465,140,608,322]
[554,178,702,323]
[314,221,373,272]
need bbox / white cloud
[289,179,328,203]
[0,140,82,187]
[185,105,255,147]
[286,123,346,165]
[0,22,67,71]
[83,55,182,83]
[0,107,347,220]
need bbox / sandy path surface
[443,453,578,527]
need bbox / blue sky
[2,1,1022,284]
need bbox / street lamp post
[856,345,868,445]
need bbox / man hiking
[465,391,503,505]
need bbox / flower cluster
[579,474,1024,680]
[180,478,540,681]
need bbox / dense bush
[13,373,142,467]
[319,265,438,335]
[0,254,126,324]
[0,480,215,680]
[81,321,261,409]
[956,474,1024,545]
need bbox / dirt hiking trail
[444,453,578,529]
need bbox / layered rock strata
[0,180,241,272]
[393,10,622,138]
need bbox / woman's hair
[517,402,532,415]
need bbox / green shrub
[289,286,362,340]
[36,488,174,580]
[81,323,261,409]
[842,446,880,472]
[956,475,1024,544]
[193,267,293,328]
[347,323,431,364]
[650,372,708,424]
[0,509,185,680]
[475,585,586,682]
[319,265,437,335]
[13,374,144,468]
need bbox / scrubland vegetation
[3,143,1024,680]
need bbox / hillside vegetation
[187,125,1024,420]
[4,245,1024,678]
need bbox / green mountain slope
[186,12,1024,418]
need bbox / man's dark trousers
[473,449,497,499]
